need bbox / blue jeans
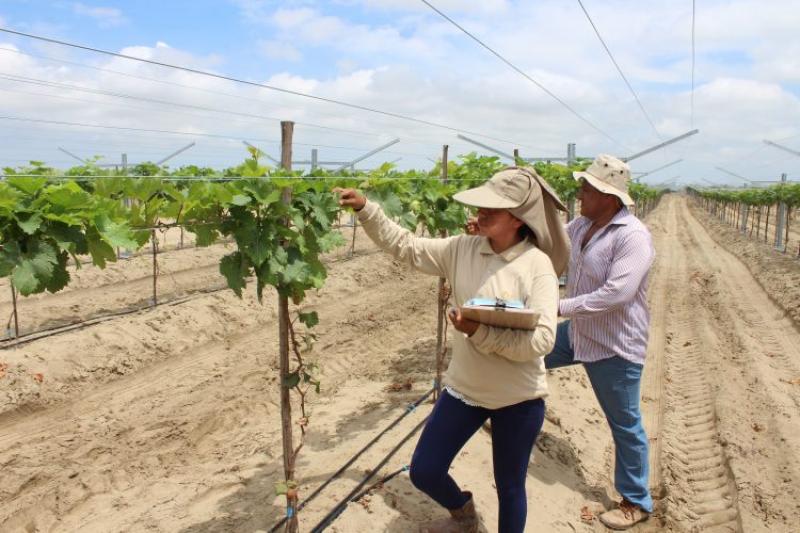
[545,321,653,512]
[410,390,545,533]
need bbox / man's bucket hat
[572,154,634,206]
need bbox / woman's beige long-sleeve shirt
[357,200,558,409]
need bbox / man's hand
[448,307,480,337]
[333,187,367,211]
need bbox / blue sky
[0,0,798,185]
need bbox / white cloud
[336,0,511,16]
[71,3,127,28]
[267,7,434,60]
[2,0,800,184]
[258,40,303,62]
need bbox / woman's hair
[517,223,534,241]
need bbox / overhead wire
[0,115,437,159]
[0,61,379,140]
[0,75,297,128]
[576,0,663,141]
[0,28,536,148]
[0,46,556,154]
[418,0,628,150]
[0,43,564,156]
[0,174,459,181]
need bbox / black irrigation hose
[0,284,229,348]
[311,415,430,533]
[269,387,434,532]
[349,465,409,506]
[0,248,382,348]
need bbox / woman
[334,167,569,533]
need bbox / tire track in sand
[657,196,742,532]
[679,198,800,532]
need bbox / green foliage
[131,161,165,177]
[690,183,800,208]
[531,160,586,202]
[1,151,594,302]
[0,177,137,295]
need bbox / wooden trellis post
[9,283,19,339]
[278,120,299,533]
[151,229,158,306]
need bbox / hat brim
[453,185,521,209]
[573,172,635,207]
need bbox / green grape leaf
[242,227,272,267]
[220,252,248,298]
[11,260,41,295]
[7,176,47,195]
[190,224,219,247]
[282,371,301,389]
[281,257,309,285]
[44,182,92,209]
[95,214,139,249]
[16,213,43,235]
[11,241,58,295]
[44,251,71,293]
[48,224,87,254]
[86,230,117,269]
[318,231,346,252]
[297,311,319,328]
[231,194,251,206]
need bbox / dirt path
[651,195,800,532]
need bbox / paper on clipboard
[459,298,539,330]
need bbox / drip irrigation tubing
[310,415,429,532]
[268,387,434,532]
[0,247,382,348]
[349,465,409,509]
[0,283,229,348]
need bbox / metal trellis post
[775,173,788,251]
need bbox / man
[546,154,655,530]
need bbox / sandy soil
[1,195,799,532]
[690,200,800,325]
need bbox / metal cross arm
[456,134,515,161]
[763,139,800,158]
[622,129,699,162]
[633,159,683,181]
[714,166,752,183]
[335,138,400,172]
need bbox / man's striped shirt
[558,208,655,365]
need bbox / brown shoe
[598,499,649,530]
[419,492,478,533]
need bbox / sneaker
[598,499,649,530]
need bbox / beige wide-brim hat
[453,167,571,276]
[573,153,635,206]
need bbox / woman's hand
[333,188,367,211]
[465,216,481,236]
[448,307,480,337]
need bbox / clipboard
[460,298,539,330]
